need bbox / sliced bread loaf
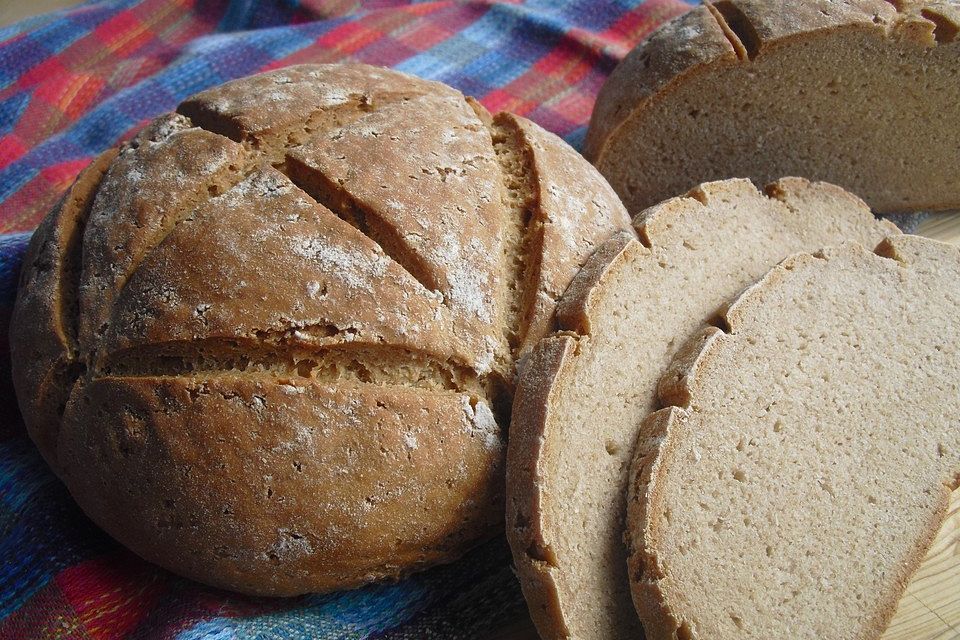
[627,235,960,639]
[585,0,960,214]
[506,178,896,639]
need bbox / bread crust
[555,230,641,335]
[625,406,691,640]
[627,236,960,639]
[506,116,632,356]
[10,148,117,473]
[59,374,505,596]
[588,0,901,162]
[584,5,738,163]
[10,63,631,596]
[506,335,580,639]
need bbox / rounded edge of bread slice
[626,235,960,639]
[585,0,960,214]
[507,231,641,639]
[506,177,897,639]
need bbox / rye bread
[506,177,896,639]
[585,0,960,214]
[10,63,631,596]
[628,235,960,639]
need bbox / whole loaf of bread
[9,63,630,596]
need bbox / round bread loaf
[10,63,631,596]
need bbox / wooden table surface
[0,0,80,27]
[3,2,959,638]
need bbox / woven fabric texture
[0,1,693,637]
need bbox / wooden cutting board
[500,215,960,640]
[884,488,960,639]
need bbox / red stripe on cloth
[0,135,28,172]
[129,0,205,47]
[532,42,594,85]
[0,0,227,171]
[597,0,688,56]
[93,12,154,58]
[315,20,387,54]
[480,88,536,117]
[33,73,107,120]
[56,552,167,639]
[394,18,451,51]
[0,579,87,639]
[271,2,483,70]
[39,158,94,196]
[11,57,69,95]
[546,90,596,129]
[0,173,60,233]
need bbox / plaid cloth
[0,1,694,637]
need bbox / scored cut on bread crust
[10,63,631,596]
[627,235,960,639]
[506,177,897,640]
[585,0,960,214]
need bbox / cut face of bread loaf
[585,0,960,214]
[506,178,896,639]
[9,63,630,596]
[628,235,960,639]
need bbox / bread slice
[506,178,896,639]
[627,235,960,639]
[585,0,960,214]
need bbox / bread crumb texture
[9,63,630,596]
[586,0,960,214]
[629,235,960,639]
[506,177,895,640]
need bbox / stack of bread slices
[507,1,960,639]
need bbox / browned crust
[177,64,455,145]
[283,92,508,365]
[625,406,693,640]
[627,235,960,640]
[78,116,250,359]
[59,374,505,597]
[98,165,475,371]
[716,0,900,45]
[10,148,117,472]
[655,325,725,408]
[627,329,730,640]
[555,230,641,335]
[507,230,645,640]
[485,112,545,361]
[502,114,633,356]
[506,335,579,640]
[584,5,738,164]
